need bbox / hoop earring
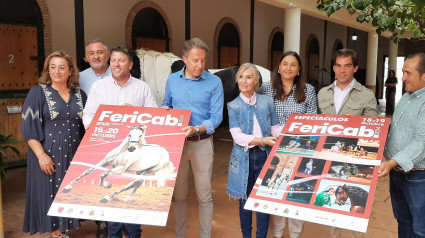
[297,72,300,76]
[278,69,280,73]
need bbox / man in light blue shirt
[79,39,111,238]
[162,38,224,238]
[79,39,111,95]
[379,52,425,238]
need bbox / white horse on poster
[62,124,175,203]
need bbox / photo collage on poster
[245,114,390,233]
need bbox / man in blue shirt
[79,39,111,95]
[79,39,111,238]
[162,38,224,238]
[379,52,425,238]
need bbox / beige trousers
[329,227,365,238]
[172,137,214,238]
[270,215,304,238]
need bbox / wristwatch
[195,125,200,133]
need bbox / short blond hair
[235,63,260,92]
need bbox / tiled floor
[2,126,397,238]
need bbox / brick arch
[125,0,172,51]
[213,17,242,68]
[268,27,284,70]
[35,0,52,54]
[332,38,344,52]
[305,34,320,53]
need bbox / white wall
[44,0,186,58]
[254,1,285,68]
[83,0,185,56]
[191,0,250,68]
[160,0,186,55]
[45,0,76,56]
[83,0,138,50]
[41,0,390,88]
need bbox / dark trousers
[239,147,269,238]
[108,222,141,238]
[390,170,425,238]
[386,91,396,114]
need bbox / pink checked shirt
[83,75,157,128]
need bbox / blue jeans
[108,222,141,238]
[239,147,269,238]
[390,170,425,238]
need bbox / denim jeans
[108,222,141,238]
[239,147,269,238]
[390,170,425,238]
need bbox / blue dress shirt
[79,67,111,95]
[162,67,224,134]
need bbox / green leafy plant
[317,0,425,42]
[0,134,21,178]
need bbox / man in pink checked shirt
[82,46,157,238]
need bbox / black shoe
[96,222,108,238]
[121,224,128,236]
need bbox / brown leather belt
[186,134,211,142]
[394,167,425,173]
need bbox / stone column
[366,32,378,92]
[284,7,301,53]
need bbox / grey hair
[85,39,108,53]
[235,63,260,92]
[182,38,209,57]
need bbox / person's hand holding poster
[48,105,190,226]
[244,114,390,233]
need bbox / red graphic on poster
[48,105,190,226]
[244,114,390,233]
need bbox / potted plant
[0,134,21,178]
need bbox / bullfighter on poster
[48,105,191,226]
[244,114,390,233]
